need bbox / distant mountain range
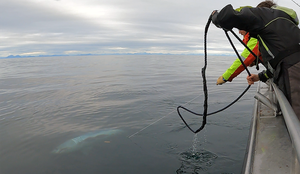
[4,54,93,58]
[2,52,235,59]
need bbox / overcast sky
[1,0,299,57]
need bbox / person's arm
[258,70,272,82]
[217,38,260,85]
[225,38,259,81]
[212,4,263,31]
[247,70,273,85]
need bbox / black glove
[211,10,221,28]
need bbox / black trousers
[277,52,300,119]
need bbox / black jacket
[212,5,300,83]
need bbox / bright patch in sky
[20,51,46,56]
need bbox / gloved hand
[211,10,231,31]
[211,10,221,28]
[216,76,226,85]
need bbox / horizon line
[1,53,236,59]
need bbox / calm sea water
[0,55,258,174]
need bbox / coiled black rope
[177,16,253,134]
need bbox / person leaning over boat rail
[211,0,300,118]
[216,29,262,85]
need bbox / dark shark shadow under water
[177,149,218,174]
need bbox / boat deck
[243,82,300,174]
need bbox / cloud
[0,0,299,57]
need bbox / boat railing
[243,80,300,173]
[270,81,300,164]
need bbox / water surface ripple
[0,55,257,174]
